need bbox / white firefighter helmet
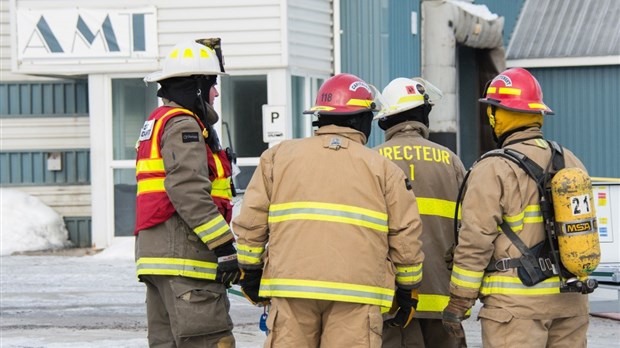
[144,41,226,83]
[375,77,443,120]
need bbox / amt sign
[16,8,158,60]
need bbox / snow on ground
[0,189,71,256]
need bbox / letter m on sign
[75,14,120,52]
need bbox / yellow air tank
[551,167,600,280]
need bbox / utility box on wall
[592,181,620,283]
[46,152,62,171]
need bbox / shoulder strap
[454,140,564,272]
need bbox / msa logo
[565,221,593,233]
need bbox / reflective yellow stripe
[397,95,424,104]
[416,294,472,315]
[213,153,225,177]
[528,103,547,109]
[396,263,423,285]
[451,265,484,290]
[480,275,561,295]
[150,108,193,158]
[486,87,522,96]
[417,294,449,312]
[136,158,165,174]
[211,178,232,199]
[309,105,335,111]
[498,87,521,95]
[260,278,394,307]
[417,197,458,219]
[346,98,374,107]
[268,202,388,232]
[136,257,217,280]
[194,215,229,244]
[501,205,542,232]
[137,177,165,195]
[534,139,548,148]
[237,244,265,265]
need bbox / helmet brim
[144,69,227,83]
[479,98,554,115]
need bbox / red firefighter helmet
[479,67,554,115]
[303,73,380,116]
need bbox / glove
[240,269,270,306]
[384,287,419,328]
[214,242,241,286]
[442,294,473,338]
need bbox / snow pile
[0,188,71,255]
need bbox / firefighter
[232,73,425,348]
[135,40,239,348]
[442,67,590,347]
[374,77,467,348]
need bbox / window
[112,79,157,160]
[220,75,268,191]
[292,76,324,139]
[111,78,157,236]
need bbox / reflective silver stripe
[268,206,388,232]
[260,281,393,307]
[136,257,217,280]
[480,275,561,295]
[194,215,230,243]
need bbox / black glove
[240,269,270,306]
[442,294,473,338]
[385,287,419,328]
[213,242,241,286]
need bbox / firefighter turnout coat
[135,104,234,281]
[233,125,425,308]
[450,128,589,321]
[375,121,466,318]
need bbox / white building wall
[4,0,335,248]
[287,0,333,74]
[1,0,91,217]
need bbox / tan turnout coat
[233,125,425,308]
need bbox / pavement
[1,247,619,348]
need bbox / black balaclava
[157,75,217,124]
[378,101,432,131]
[313,111,374,141]
[157,75,221,151]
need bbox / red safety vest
[134,106,233,234]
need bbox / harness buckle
[494,258,512,272]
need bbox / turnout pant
[265,297,383,348]
[142,275,235,348]
[382,318,467,348]
[479,307,588,348]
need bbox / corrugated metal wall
[0,79,92,246]
[474,0,525,47]
[530,66,620,178]
[0,80,88,117]
[0,150,90,185]
[340,0,421,147]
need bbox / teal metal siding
[475,0,525,47]
[530,66,620,178]
[0,150,91,185]
[64,216,92,248]
[0,80,88,118]
[341,0,421,148]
